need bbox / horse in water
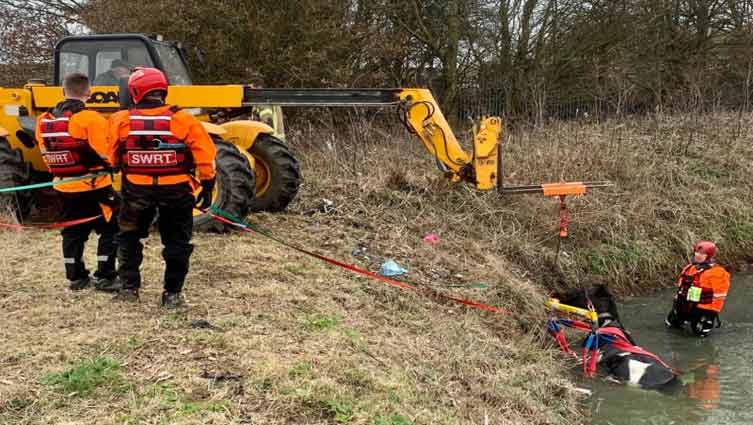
[551,285,679,389]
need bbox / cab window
[153,43,192,85]
[57,39,155,85]
[59,51,88,78]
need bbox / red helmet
[694,241,717,259]
[128,67,168,103]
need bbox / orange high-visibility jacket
[35,109,112,193]
[108,105,216,187]
[678,264,730,313]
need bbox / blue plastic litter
[379,259,407,277]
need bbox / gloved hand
[102,187,122,210]
[699,288,714,304]
[196,178,216,210]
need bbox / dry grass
[288,111,753,296]
[0,224,580,424]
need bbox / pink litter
[423,233,440,244]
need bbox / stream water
[588,274,753,425]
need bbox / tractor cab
[54,34,193,87]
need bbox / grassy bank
[290,111,753,296]
[2,112,751,424]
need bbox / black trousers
[666,300,719,336]
[60,187,119,281]
[117,180,195,293]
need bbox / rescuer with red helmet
[666,241,731,336]
[108,67,216,308]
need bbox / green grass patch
[250,375,276,393]
[343,368,372,389]
[126,336,144,350]
[584,248,609,276]
[325,396,357,424]
[689,159,731,180]
[179,399,230,415]
[582,239,647,276]
[724,219,753,243]
[149,384,231,416]
[374,414,413,425]
[343,328,364,347]
[164,312,186,323]
[289,361,315,378]
[284,263,311,276]
[302,313,343,331]
[4,398,33,411]
[281,381,365,423]
[41,357,125,397]
[186,332,229,350]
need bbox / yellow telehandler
[0,33,608,232]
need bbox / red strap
[585,347,599,377]
[0,215,102,230]
[211,214,507,314]
[554,330,574,354]
[608,340,677,372]
[569,319,593,332]
[597,326,630,341]
[558,196,570,237]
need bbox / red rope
[0,215,103,230]
[211,213,507,314]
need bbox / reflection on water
[686,362,720,410]
[588,275,753,425]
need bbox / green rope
[0,171,111,193]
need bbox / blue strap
[157,143,186,149]
[597,333,615,348]
[584,334,598,350]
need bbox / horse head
[553,284,621,327]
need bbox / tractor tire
[249,134,301,212]
[0,137,32,219]
[193,140,256,232]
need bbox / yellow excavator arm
[397,89,501,189]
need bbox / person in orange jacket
[108,67,216,308]
[666,241,731,337]
[35,73,121,291]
